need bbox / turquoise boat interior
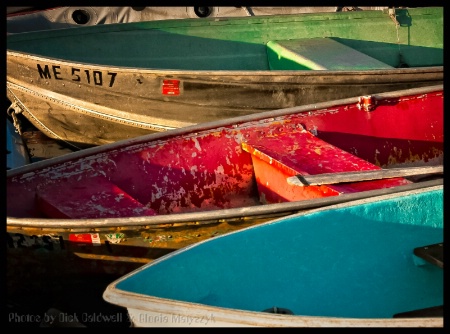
[116,188,443,319]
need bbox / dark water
[7,271,132,328]
[6,109,131,327]
[7,111,77,163]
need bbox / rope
[7,102,23,135]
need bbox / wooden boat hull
[6,7,443,147]
[6,85,443,277]
[103,186,443,327]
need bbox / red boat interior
[7,89,443,219]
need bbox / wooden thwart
[413,243,443,269]
[287,166,443,187]
[266,38,394,70]
[393,242,443,318]
[393,305,443,318]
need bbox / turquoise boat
[103,185,443,327]
[7,7,443,148]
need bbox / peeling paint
[190,165,198,178]
[192,137,202,152]
[7,87,443,234]
[105,233,125,244]
[115,194,125,202]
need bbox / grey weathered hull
[7,51,443,147]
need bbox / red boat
[7,85,443,279]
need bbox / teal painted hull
[104,186,443,326]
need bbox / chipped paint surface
[7,89,443,222]
[8,233,63,249]
[105,233,125,244]
[5,88,444,273]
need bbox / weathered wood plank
[413,243,443,269]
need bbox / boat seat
[36,176,157,219]
[393,305,443,318]
[413,243,443,268]
[266,37,394,70]
[241,128,410,204]
[395,244,444,319]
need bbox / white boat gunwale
[103,184,443,327]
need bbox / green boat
[7,7,443,148]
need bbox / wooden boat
[6,7,443,148]
[103,185,443,327]
[6,85,443,280]
[7,7,387,34]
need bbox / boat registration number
[36,64,118,87]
